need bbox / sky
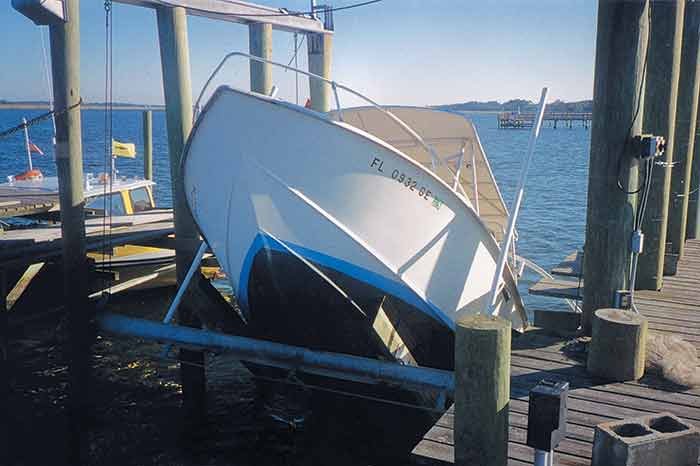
[0,0,598,106]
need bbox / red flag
[28,141,44,155]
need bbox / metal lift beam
[112,0,328,33]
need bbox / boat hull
[183,85,526,370]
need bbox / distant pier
[497,111,592,129]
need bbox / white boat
[182,80,528,371]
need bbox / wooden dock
[412,239,700,466]
[498,112,592,129]
[0,184,58,219]
[0,209,174,267]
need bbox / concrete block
[592,412,700,466]
[533,309,581,332]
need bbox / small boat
[182,84,528,372]
[0,119,175,295]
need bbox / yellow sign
[112,139,136,158]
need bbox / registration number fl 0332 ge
[369,157,444,210]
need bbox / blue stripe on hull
[237,233,452,328]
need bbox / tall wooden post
[689,107,700,238]
[636,0,685,290]
[49,0,91,461]
[583,0,648,333]
[248,22,272,95]
[667,1,700,271]
[454,315,511,466]
[142,110,153,181]
[0,270,8,465]
[156,5,206,428]
[307,32,332,112]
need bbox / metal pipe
[489,87,548,313]
[331,81,343,121]
[97,312,455,393]
[470,145,479,214]
[143,110,153,180]
[22,118,32,171]
[534,449,555,466]
[162,240,208,324]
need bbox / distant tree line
[436,99,593,113]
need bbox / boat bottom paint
[240,249,454,460]
[245,249,455,371]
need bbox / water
[0,109,174,205]
[0,109,591,312]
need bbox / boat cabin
[0,173,156,221]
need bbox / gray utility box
[592,412,700,466]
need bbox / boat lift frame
[97,311,455,399]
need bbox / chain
[0,98,83,140]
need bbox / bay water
[0,108,590,312]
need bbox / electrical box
[632,134,665,160]
[527,379,569,451]
[614,290,632,310]
[12,0,66,25]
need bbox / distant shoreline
[0,103,165,111]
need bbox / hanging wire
[101,0,115,296]
[39,27,57,145]
[294,33,299,104]
[615,2,652,196]
[0,100,82,140]
[286,33,306,105]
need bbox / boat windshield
[85,192,126,216]
[129,187,153,213]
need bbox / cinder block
[592,412,700,466]
[533,309,581,332]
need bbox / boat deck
[411,239,700,466]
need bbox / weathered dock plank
[0,209,174,266]
[529,277,583,300]
[551,250,582,277]
[412,239,700,466]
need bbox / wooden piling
[454,315,510,466]
[307,32,333,112]
[248,22,272,95]
[142,110,153,181]
[689,109,700,238]
[587,308,648,381]
[156,5,206,427]
[667,1,700,272]
[0,270,7,465]
[637,0,685,290]
[582,0,648,333]
[48,0,92,460]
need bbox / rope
[0,99,82,140]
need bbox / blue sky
[1,0,597,106]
